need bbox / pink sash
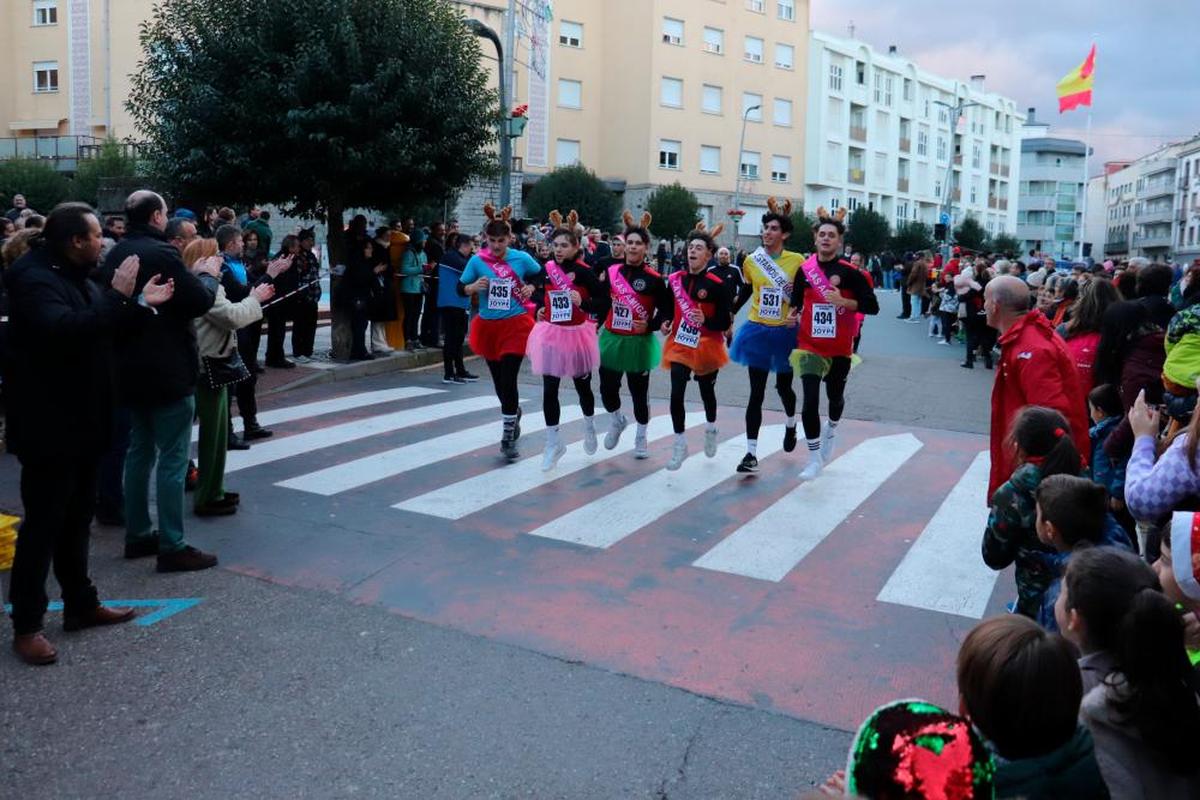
[608,265,649,321]
[800,255,847,317]
[480,249,536,313]
[544,259,575,291]
[669,271,699,319]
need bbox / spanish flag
[1056,45,1096,113]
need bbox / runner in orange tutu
[660,224,732,471]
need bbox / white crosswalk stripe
[693,433,924,581]
[393,413,707,519]
[195,387,442,442]
[526,426,785,549]
[876,451,997,618]
[224,395,500,474]
[278,404,581,496]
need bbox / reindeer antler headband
[622,209,653,231]
[766,196,794,217]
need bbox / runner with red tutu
[728,197,803,474]
[660,224,732,471]
[595,211,673,460]
[788,206,880,480]
[459,204,541,461]
[526,210,604,471]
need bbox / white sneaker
[666,439,688,471]
[583,424,598,455]
[634,431,649,459]
[820,427,837,462]
[541,441,567,472]
[604,412,628,450]
[704,428,718,458]
[799,452,825,480]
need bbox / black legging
[485,354,523,416]
[543,374,595,426]
[440,308,468,377]
[669,363,717,434]
[599,366,650,425]
[401,293,423,345]
[800,356,851,440]
[746,367,797,440]
[940,311,957,343]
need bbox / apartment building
[1101,142,1186,261]
[803,31,1022,239]
[1174,138,1200,262]
[461,0,811,238]
[1016,108,1088,261]
[0,0,152,165]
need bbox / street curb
[260,348,469,396]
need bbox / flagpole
[1079,109,1092,261]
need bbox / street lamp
[465,17,512,209]
[731,104,761,244]
[934,98,980,258]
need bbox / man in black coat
[4,202,174,665]
[102,191,218,573]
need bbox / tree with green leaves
[844,207,890,259]
[889,221,934,255]
[0,159,71,216]
[953,216,988,252]
[788,209,817,253]
[72,139,143,208]
[645,182,699,247]
[989,232,1021,257]
[128,0,498,357]
[525,165,618,230]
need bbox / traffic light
[934,223,947,242]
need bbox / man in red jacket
[985,275,1089,501]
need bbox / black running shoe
[783,426,797,453]
[736,453,759,473]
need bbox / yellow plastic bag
[0,514,20,571]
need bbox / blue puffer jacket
[1088,416,1127,502]
[1036,520,1135,631]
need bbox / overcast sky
[810,0,1200,173]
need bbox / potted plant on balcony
[508,103,529,138]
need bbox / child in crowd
[1159,513,1200,668]
[957,615,1110,799]
[1056,547,1200,797]
[983,406,1083,619]
[1033,474,1134,631]
[1087,383,1134,541]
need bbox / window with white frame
[935,180,942,198]
[559,20,582,48]
[874,72,884,103]
[775,43,794,69]
[848,197,860,211]
[744,36,764,63]
[829,197,841,209]
[746,0,765,13]
[773,98,792,127]
[660,77,683,108]
[970,183,978,204]
[659,139,681,170]
[700,146,721,174]
[903,78,914,102]
[896,202,909,220]
[33,0,58,26]
[743,92,763,121]
[703,27,724,55]
[917,129,928,156]
[662,17,684,46]
[771,155,791,183]
[884,76,894,106]
[829,63,843,92]
[936,136,947,161]
[777,0,795,20]
[557,79,581,108]
[972,142,982,169]
[702,84,723,114]
[740,151,761,179]
[555,139,581,166]
[33,61,58,93]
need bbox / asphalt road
[0,292,995,799]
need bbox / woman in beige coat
[183,238,273,515]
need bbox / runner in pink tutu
[526,210,604,471]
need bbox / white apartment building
[1084,173,1108,260]
[1175,137,1200,262]
[803,31,1022,238]
[1102,141,1187,261]
[1016,108,1088,261]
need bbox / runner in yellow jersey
[729,197,802,474]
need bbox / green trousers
[124,396,195,555]
[194,383,229,508]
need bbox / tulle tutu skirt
[662,333,728,376]
[526,320,600,378]
[730,321,797,373]
[599,328,661,374]
[469,314,534,362]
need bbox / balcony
[988,196,998,209]
[848,168,865,185]
[953,154,963,167]
[1104,239,1129,255]
[897,177,909,192]
[1001,164,1010,177]
[1141,180,1175,200]
[849,125,867,142]
[951,188,962,202]
[989,161,1001,176]
[999,198,1008,211]
[899,137,911,153]
[1135,207,1175,225]
[1134,232,1173,249]
[0,135,109,172]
